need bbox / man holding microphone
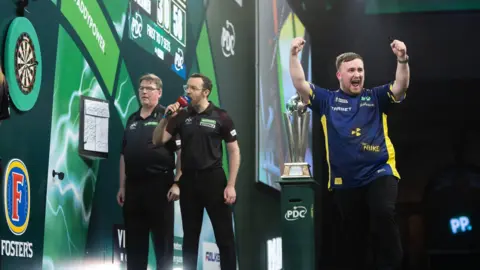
[118,74,181,270]
[153,73,240,270]
[289,37,409,269]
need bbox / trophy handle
[283,112,295,163]
[300,111,310,162]
[292,111,302,163]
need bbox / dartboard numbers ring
[4,17,43,112]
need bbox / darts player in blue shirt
[289,37,409,270]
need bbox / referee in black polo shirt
[117,73,182,270]
[153,73,241,270]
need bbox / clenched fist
[165,102,180,118]
[291,37,306,56]
[390,39,407,60]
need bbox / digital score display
[128,0,187,79]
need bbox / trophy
[282,94,312,179]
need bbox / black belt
[157,168,174,173]
[182,166,222,173]
[126,168,174,178]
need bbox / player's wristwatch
[397,55,409,64]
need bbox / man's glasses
[138,86,158,92]
[183,84,204,92]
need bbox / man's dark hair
[190,73,213,95]
[335,52,363,70]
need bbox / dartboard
[14,33,38,95]
[4,17,42,112]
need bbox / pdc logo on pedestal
[2,159,33,258]
[284,206,307,221]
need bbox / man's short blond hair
[335,52,363,70]
[139,73,163,89]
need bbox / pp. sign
[450,216,472,235]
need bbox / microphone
[164,95,191,118]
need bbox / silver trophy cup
[282,94,312,178]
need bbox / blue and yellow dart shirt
[307,82,405,189]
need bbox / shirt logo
[331,106,352,112]
[360,96,374,107]
[334,177,343,185]
[230,129,237,137]
[351,128,361,137]
[129,122,137,130]
[361,96,371,101]
[335,97,348,104]
[361,142,380,152]
[360,102,375,107]
[4,159,30,236]
[185,117,192,124]
[200,118,216,129]
[144,121,158,126]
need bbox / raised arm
[153,102,179,146]
[289,37,311,102]
[390,40,410,101]
[153,118,172,146]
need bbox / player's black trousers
[334,175,403,270]
[180,167,237,270]
[123,172,174,270]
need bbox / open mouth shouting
[351,78,362,88]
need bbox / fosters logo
[2,158,33,258]
[4,159,30,235]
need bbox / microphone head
[178,96,191,107]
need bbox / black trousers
[180,167,237,270]
[334,175,403,270]
[123,173,174,270]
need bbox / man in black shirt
[153,73,241,270]
[117,73,181,270]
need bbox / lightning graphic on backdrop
[44,60,102,261]
[42,26,140,269]
[114,77,138,123]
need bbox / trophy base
[281,162,312,178]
